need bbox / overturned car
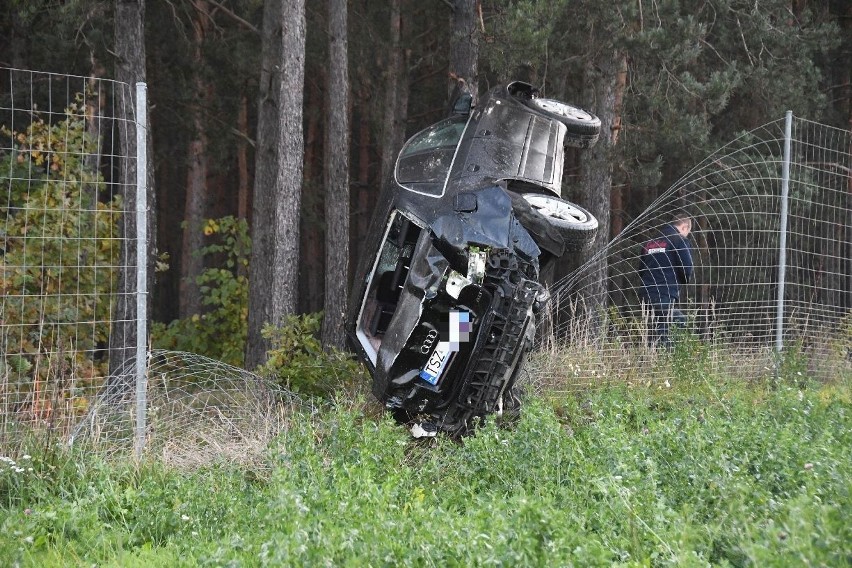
[346,82,600,437]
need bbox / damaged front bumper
[354,186,546,432]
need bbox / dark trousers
[646,300,686,348]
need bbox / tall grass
[1,373,849,567]
[532,300,851,395]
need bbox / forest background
[1,0,849,370]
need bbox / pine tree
[246,0,306,369]
[109,0,154,381]
[321,0,351,351]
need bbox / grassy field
[1,375,849,567]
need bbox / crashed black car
[346,81,600,437]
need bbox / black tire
[524,97,601,149]
[522,193,598,253]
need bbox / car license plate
[419,342,451,385]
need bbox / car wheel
[524,98,601,149]
[522,193,598,252]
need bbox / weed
[257,313,365,398]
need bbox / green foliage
[0,95,122,411]
[256,313,363,397]
[150,223,361,398]
[485,0,841,215]
[152,217,250,367]
[0,378,849,565]
[828,313,852,378]
[776,340,812,386]
[669,324,712,382]
[0,440,264,566]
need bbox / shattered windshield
[396,116,467,189]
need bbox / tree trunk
[609,55,627,239]
[299,78,323,315]
[234,91,250,279]
[447,0,479,107]
[179,0,211,318]
[574,51,624,340]
[356,84,372,244]
[109,0,154,381]
[321,0,351,351]
[237,92,250,222]
[246,0,283,369]
[245,0,306,369]
[272,0,306,323]
[351,84,374,283]
[84,54,105,212]
[9,9,27,69]
[379,0,408,189]
[838,0,852,312]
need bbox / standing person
[639,213,694,347]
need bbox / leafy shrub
[257,313,363,397]
[827,312,852,380]
[150,220,363,398]
[0,95,121,420]
[152,217,249,366]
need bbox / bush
[0,95,121,423]
[152,217,249,366]
[257,313,363,397]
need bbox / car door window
[396,117,467,190]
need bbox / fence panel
[541,115,852,391]
[0,68,140,451]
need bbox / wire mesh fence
[0,68,311,461]
[69,350,310,467]
[535,114,851,393]
[1,67,849,458]
[0,68,139,451]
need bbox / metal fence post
[134,82,149,459]
[775,111,793,370]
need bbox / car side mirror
[451,92,473,116]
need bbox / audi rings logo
[420,329,439,354]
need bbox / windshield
[396,116,467,190]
